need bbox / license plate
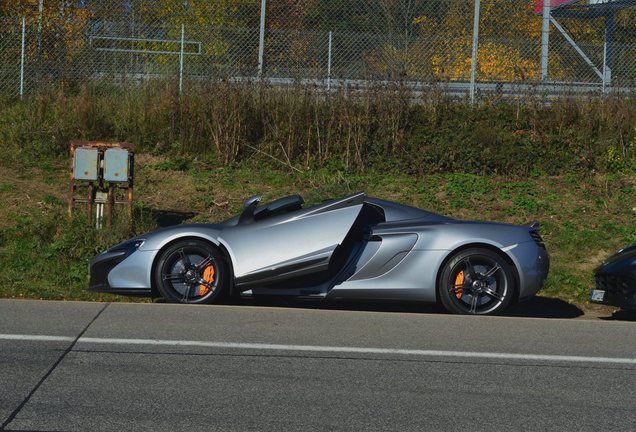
[590,289,605,302]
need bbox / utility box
[103,148,130,182]
[73,147,99,181]
[68,141,135,228]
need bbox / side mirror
[243,194,262,210]
[238,194,262,224]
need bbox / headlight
[107,238,145,255]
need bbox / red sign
[534,0,578,14]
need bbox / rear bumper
[514,242,550,301]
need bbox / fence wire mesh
[1,0,635,97]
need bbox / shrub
[1,82,634,175]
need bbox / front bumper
[88,241,152,297]
[590,273,636,310]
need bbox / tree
[411,0,544,82]
[300,0,448,79]
[1,0,93,64]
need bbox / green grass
[0,183,16,193]
[0,156,634,308]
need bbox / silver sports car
[89,192,549,315]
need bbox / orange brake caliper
[454,271,464,299]
[199,265,215,296]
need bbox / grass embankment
[0,83,634,307]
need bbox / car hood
[596,244,636,273]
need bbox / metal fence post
[258,0,267,77]
[20,17,26,97]
[469,0,481,105]
[540,0,550,81]
[604,11,614,88]
[327,31,333,91]
[4,2,634,99]
[602,40,607,93]
[37,0,43,58]
[179,24,185,94]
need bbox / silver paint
[99,192,549,307]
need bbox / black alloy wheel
[154,239,228,304]
[438,248,515,315]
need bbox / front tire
[438,248,515,315]
[154,239,228,304]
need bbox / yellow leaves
[475,42,539,81]
[412,15,438,37]
[414,0,595,82]
[617,8,636,27]
[374,2,544,83]
[133,0,254,62]
[0,1,95,63]
[430,40,539,82]
[1,0,34,16]
[141,0,248,28]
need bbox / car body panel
[331,240,548,302]
[220,194,363,280]
[107,250,155,291]
[364,197,453,223]
[346,233,419,282]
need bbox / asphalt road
[1,299,635,432]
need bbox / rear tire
[438,248,515,315]
[154,239,228,304]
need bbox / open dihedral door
[222,193,365,287]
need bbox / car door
[220,193,364,285]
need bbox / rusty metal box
[73,147,99,181]
[103,148,129,182]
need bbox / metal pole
[469,0,480,105]
[37,0,43,58]
[258,0,266,77]
[106,185,113,227]
[602,40,607,93]
[179,24,185,94]
[68,144,75,219]
[550,17,603,80]
[540,0,550,81]
[20,17,26,97]
[327,31,332,91]
[604,11,614,88]
[88,184,94,226]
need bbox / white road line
[2,333,635,365]
[0,334,75,342]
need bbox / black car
[591,244,636,310]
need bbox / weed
[0,183,16,193]
[154,157,193,172]
[1,83,635,175]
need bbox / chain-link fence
[1,0,635,97]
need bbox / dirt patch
[136,168,200,213]
[0,167,67,228]
[572,249,612,273]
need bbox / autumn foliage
[1,0,635,84]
